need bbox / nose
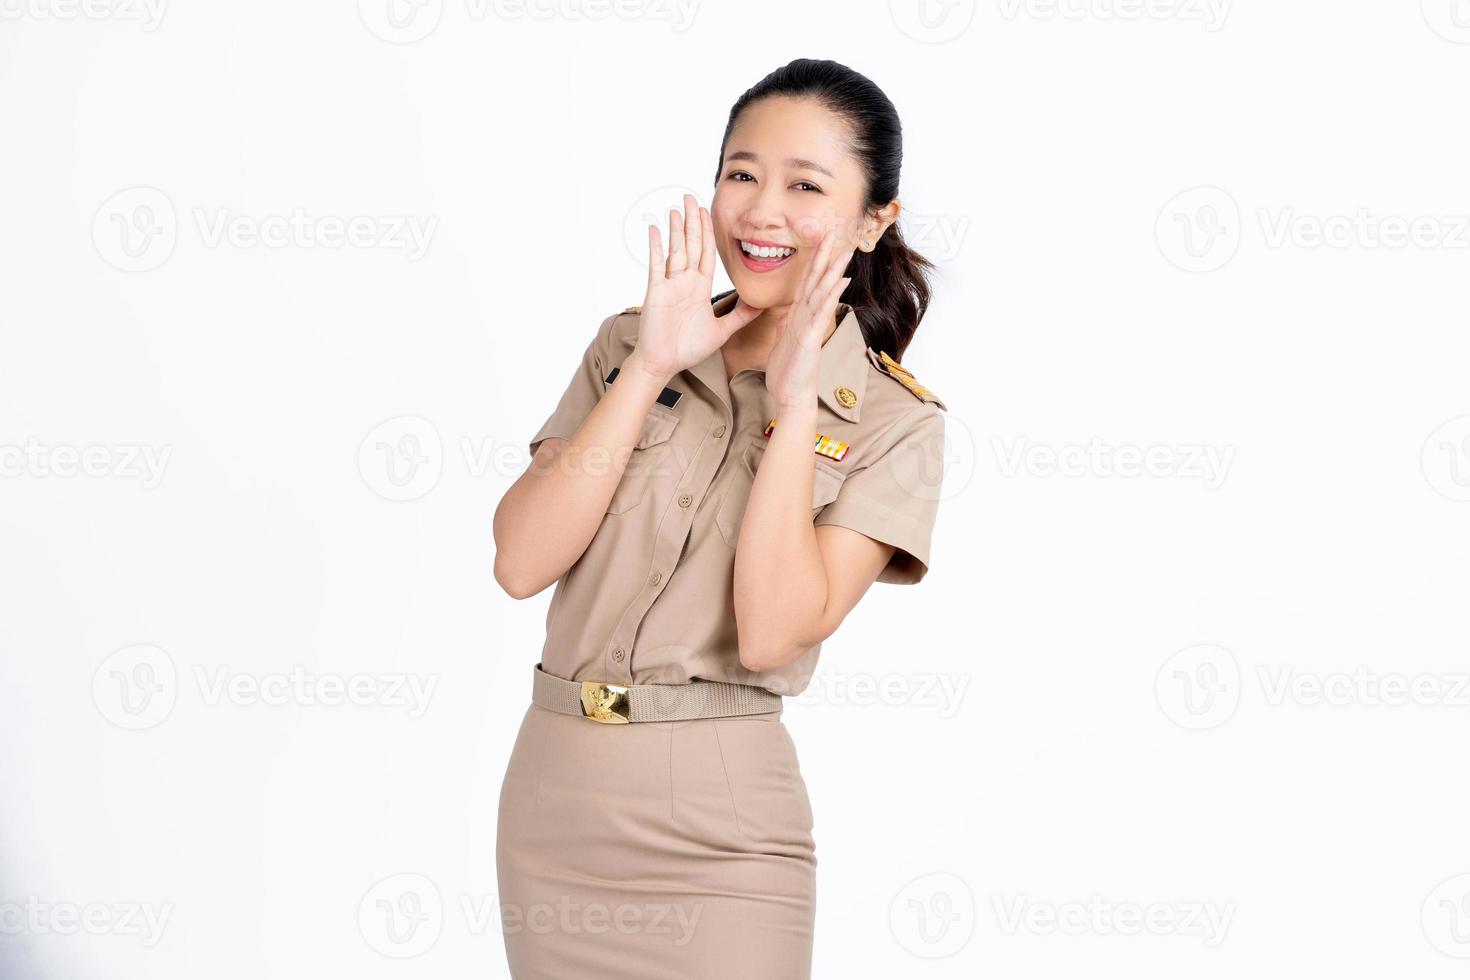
[740,183,788,234]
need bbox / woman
[491,58,948,979]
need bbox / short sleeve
[814,410,946,584]
[528,311,620,456]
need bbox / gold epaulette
[868,349,946,410]
[621,304,642,314]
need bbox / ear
[859,199,902,251]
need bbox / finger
[823,275,853,311]
[667,206,686,275]
[808,243,854,314]
[683,194,702,272]
[647,224,664,288]
[697,205,716,280]
[716,298,762,342]
[797,227,834,306]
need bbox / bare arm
[732,399,896,670]
[492,350,670,599]
[494,193,758,599]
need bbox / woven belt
[531,662,783,724]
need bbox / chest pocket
[606,405,681,515]
[714,438,845,546]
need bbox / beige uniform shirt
[527,289,947,697]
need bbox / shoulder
[862,347,947,414]
[596,304,643,355]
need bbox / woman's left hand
[764,228,854,410]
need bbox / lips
[737,238,797,272]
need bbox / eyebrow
[724,150,834,179]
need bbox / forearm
[731,401,830,670]
[493,351,670,597]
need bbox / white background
[3,0,1470,977]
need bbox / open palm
[633,193,761,379]
[764,228,854,409]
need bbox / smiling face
[713,96,890,311]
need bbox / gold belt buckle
[579,680,631,724]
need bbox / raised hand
[764,228,854,410]
[628,193,762,382]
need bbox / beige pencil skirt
[495,700,817,979]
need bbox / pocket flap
[740,442,846,510]
[635,407,679,448]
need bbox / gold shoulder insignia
[621,304,642,314]
[869,349,946,410]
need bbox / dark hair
[712,58,935,360]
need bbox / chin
[726,275,786,308]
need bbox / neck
[726,301,843,359]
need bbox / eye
[794,181,822,193]
[725,171,754,182]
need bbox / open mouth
[737,238,796,271]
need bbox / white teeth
[740,240,795,259]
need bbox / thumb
[716,298,763,340]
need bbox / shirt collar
[688,290,870,423]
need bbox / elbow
[738,638,806,674]
[738,649,781,673]
[493,553,542,600]
[736,618,832,674]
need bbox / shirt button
[612,647,625,662]
[713,424,726,438]
[678,493,693,508]
[649,571,661,587]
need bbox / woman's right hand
[627,193,762,382]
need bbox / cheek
[792,212,850,251]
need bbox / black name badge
[604,366,682,409]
